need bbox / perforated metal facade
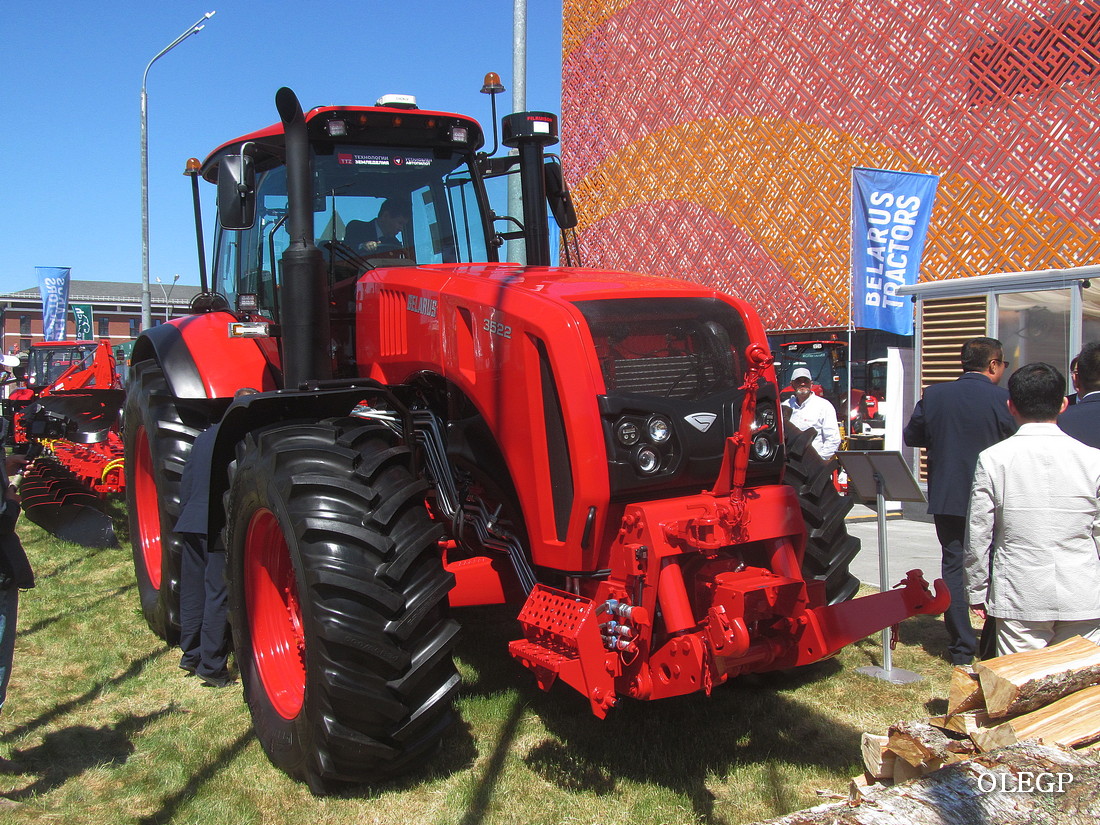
[562,0,1100,331]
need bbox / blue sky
[0,1,563,295]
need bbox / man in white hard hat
[783,367,841,460]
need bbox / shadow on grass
[449,606,861,825]
[33,543,114,582]
[16,582,137,640]
[1,646,168,743]
[4,706,181,801]
[137,729,254,825]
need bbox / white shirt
[784,392,841,459]
[965,422,1100,621]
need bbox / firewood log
[861,732,896,780]
[971,683,1100,752]
[887,721,966,767]
[976,635,1100,719]
[947,666,984,715]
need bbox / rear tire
[124,360,204,642]
[783,419,860,604]
[224,417,459,792]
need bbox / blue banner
[36,266,71,341]
[851,168,939,335]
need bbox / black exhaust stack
[502,112,560,267]
[275,87,331,388]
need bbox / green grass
[1,511,957,824]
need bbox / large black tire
[783,420,861,604]
[224,417,460,792]
[124,360,205,642]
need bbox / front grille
[606,355,721,399]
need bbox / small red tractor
[2,339,125,546]
[125,86,948,792]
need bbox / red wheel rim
[133,425,162,590]
[245,508,306,719]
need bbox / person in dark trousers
[0,425,32,780]
[177,388,257,687]
[903,337,1016,665]
[1058,341,1100,449]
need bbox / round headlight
[636,446,660,474]
[617,420,641,446]
[648,416,672,443]
[752,434,776,461]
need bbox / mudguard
[132,312,282,399]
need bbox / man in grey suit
[1058,341,1100,449]
[904,337,1016,665]
[966,362,1100,654]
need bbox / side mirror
[544,161,577,230]
[217,153,256,230]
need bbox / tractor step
[508,584,617,717]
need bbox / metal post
[876,470,893,673]
[140,11,215,331]
[855,469,922,684]
[506,0,527,264]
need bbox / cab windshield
[214,146,492,316]
[27,344,98,388]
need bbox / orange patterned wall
[562,0,1100,330]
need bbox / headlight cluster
[615,414,674,475]
[751,402,779,461]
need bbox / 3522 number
[483,319,512,339]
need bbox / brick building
[0,280,200,355]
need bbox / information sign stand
[835,450,926,685]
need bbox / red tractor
[124,87,948,792]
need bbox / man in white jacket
[965,362,1100,655]
[783,367,841,460]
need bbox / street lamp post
[141,11,215,331]
[155,273,181,321]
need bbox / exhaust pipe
[275,87,332,388]
[502,112,559,267]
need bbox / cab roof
[201,104,484,183]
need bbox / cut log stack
[745,638,1100,823]
[859,635,1100,788]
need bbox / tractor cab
[197,90,573,383]
[23,341,107,391]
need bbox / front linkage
[509,344,950,716]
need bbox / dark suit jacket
[903,371,1016,517]
[1058,391,1100,449]
[343,218,400,252]
[174,425,218,535]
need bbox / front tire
[783,420,860,604]
[124,360,205,642]
[224,417,459,791]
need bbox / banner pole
[848,169,855,439]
